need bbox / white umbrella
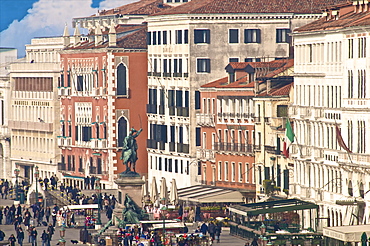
[169,178,178,205]
[150,176,158,205]
[141,176,149,204]
[159,177,168,205]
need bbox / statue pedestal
[115,174,144,209]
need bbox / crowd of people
[0,202,58,246]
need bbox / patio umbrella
[141,176,149,204]
[159,177,168,205]
[150,176,159,206]
[169,178,178,205]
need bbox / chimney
[267,80,271,94]
[108,23,117,47]
[62,23,70,46]
[95,24,103,46]
[254,81,259,95]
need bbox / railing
[58,162,66,171]
[147,139,157,149]
[57,136,72,146]
[214,142,253,153]
[196,113,215,126]
[9,120,53,132]
[169,142,176,152]
[196,148,215,160]
[177,143,189,153]
[146,104,157,114]
[343,98,370,109]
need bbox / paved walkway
[0,198,248,245]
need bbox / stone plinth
[115,174,144,209]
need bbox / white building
[145,0,341,189]
[0,48,16,180]
[8,35,70,183]
[291,0,370,229]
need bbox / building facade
[59,24,148,188]
[0,48,16,180]
[291,0,370,229]
[146,0,343,189]
[9,38,64,184]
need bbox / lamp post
[95,178,102,228]
[34,166,39,205]
[160,202,167,246]
[59,224,66,246]
[14,166,20,201]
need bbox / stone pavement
[0,198,248,246]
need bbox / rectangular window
[77,75,83,91]
[277,105,288,117]
[196,127,201,146]
[359,37,366,58]
[184,30,188,44]
[229,29,239,43]
[276,29,290,43]
[147,32,152,45]
[176,30,182,44]
[153,31,157,45]
[225,162,229,181]
[195,91,201,109]
[244,29,261,43]
[157,31,161,45]
[163,31,167,45]
[196,58,210,73]
[218,162,222,180]
[231,162,235,182]
[245,58,261,62]
[348,38,353,58]
[229,58,239,63]
[194,29,210,44]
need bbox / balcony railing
[57,136,72,146]
[146,104,157,114]
[196,113,215,126]
[214,142,253,153]
[58,162,66,171]
[177,143,189,153]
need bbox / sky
[0,0,137,58]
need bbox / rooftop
[151,0,348,16]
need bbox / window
[195,91,200,109]
[184,30,188,44]
[358,37,366,58]
[196,58,210,73]
[229,29,239,43]
[229,58,239,62]
[157,31,161,45]
[348,70,354,98]
[244,29,261,43]
[153,31,157,45]
[218,162,222,180]
[117,117,128,147]
[245,58,261,62]
[348,38,354,58]
[147,32,152,45]
[225,162,229,181]
[117,64,127,96]
[276,29,290,43]
[277,105,288,117]
[231,162,235,182]
[196,127,201,146]
[194,29,210,44]
[163,31,167,45]
[77,76,83,91]
[176,30,182,44]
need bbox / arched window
[117,117,128,147]
[348,180,353,196]
[117,64,127,96]
[360,182,364,198]
[95,123,99,139]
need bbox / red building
[197,64,258,203]
[58,24,148,188]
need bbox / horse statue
[120,127,142,173]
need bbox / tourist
[8,234,16,246]
[17,228,25,246]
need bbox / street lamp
[34,166,39,205]
[59,224,66,246]
[95,178,102,227]
[160,202,167,246]
[14,166,20,201]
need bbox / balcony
[78,168,84,173]
[169,106,175,116]
[58,87,71,96]
[162,72,171,77]
[91,138,107,149]
[343,98,370,109]
[159,105,165,115]
[146,104,157,114]
[196,148,215,160]
[58,162,66,171]
[177,107,189,117]
[213,142,253,153]
[9,120,53,132]
[158,141,165,150]
[177,143,189,154]
[169,142,176,152]
[196,113,215,127]
[147,139,157,149]
[57,136,72,146]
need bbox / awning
[229,198,318,216]
[62,174,85,180]
[323,225,370,242]
[151,222,185,229]
[177,185,246,203]
[64,204,98,210]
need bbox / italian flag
[283,120,295,158]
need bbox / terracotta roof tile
[257,82,293,97]
[90,0,172,17]
[65,25,147,50]
[294,3,370,32]
[152,0,348,16]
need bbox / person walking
[30,227,37,246]
[47,224,54,241]
[41,230,49,246]
[215,222,222,243]
[251,238,258,246]
[17,228,25,246]
[208,222,216,241]
[0,229,5,241]
[8,234,16,246]
[45,207,50,223]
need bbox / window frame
[194,29,210,44]
[276,29,290,43]
[229,29,239,44]
[244,29,261,44]
[196,58,211,73]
